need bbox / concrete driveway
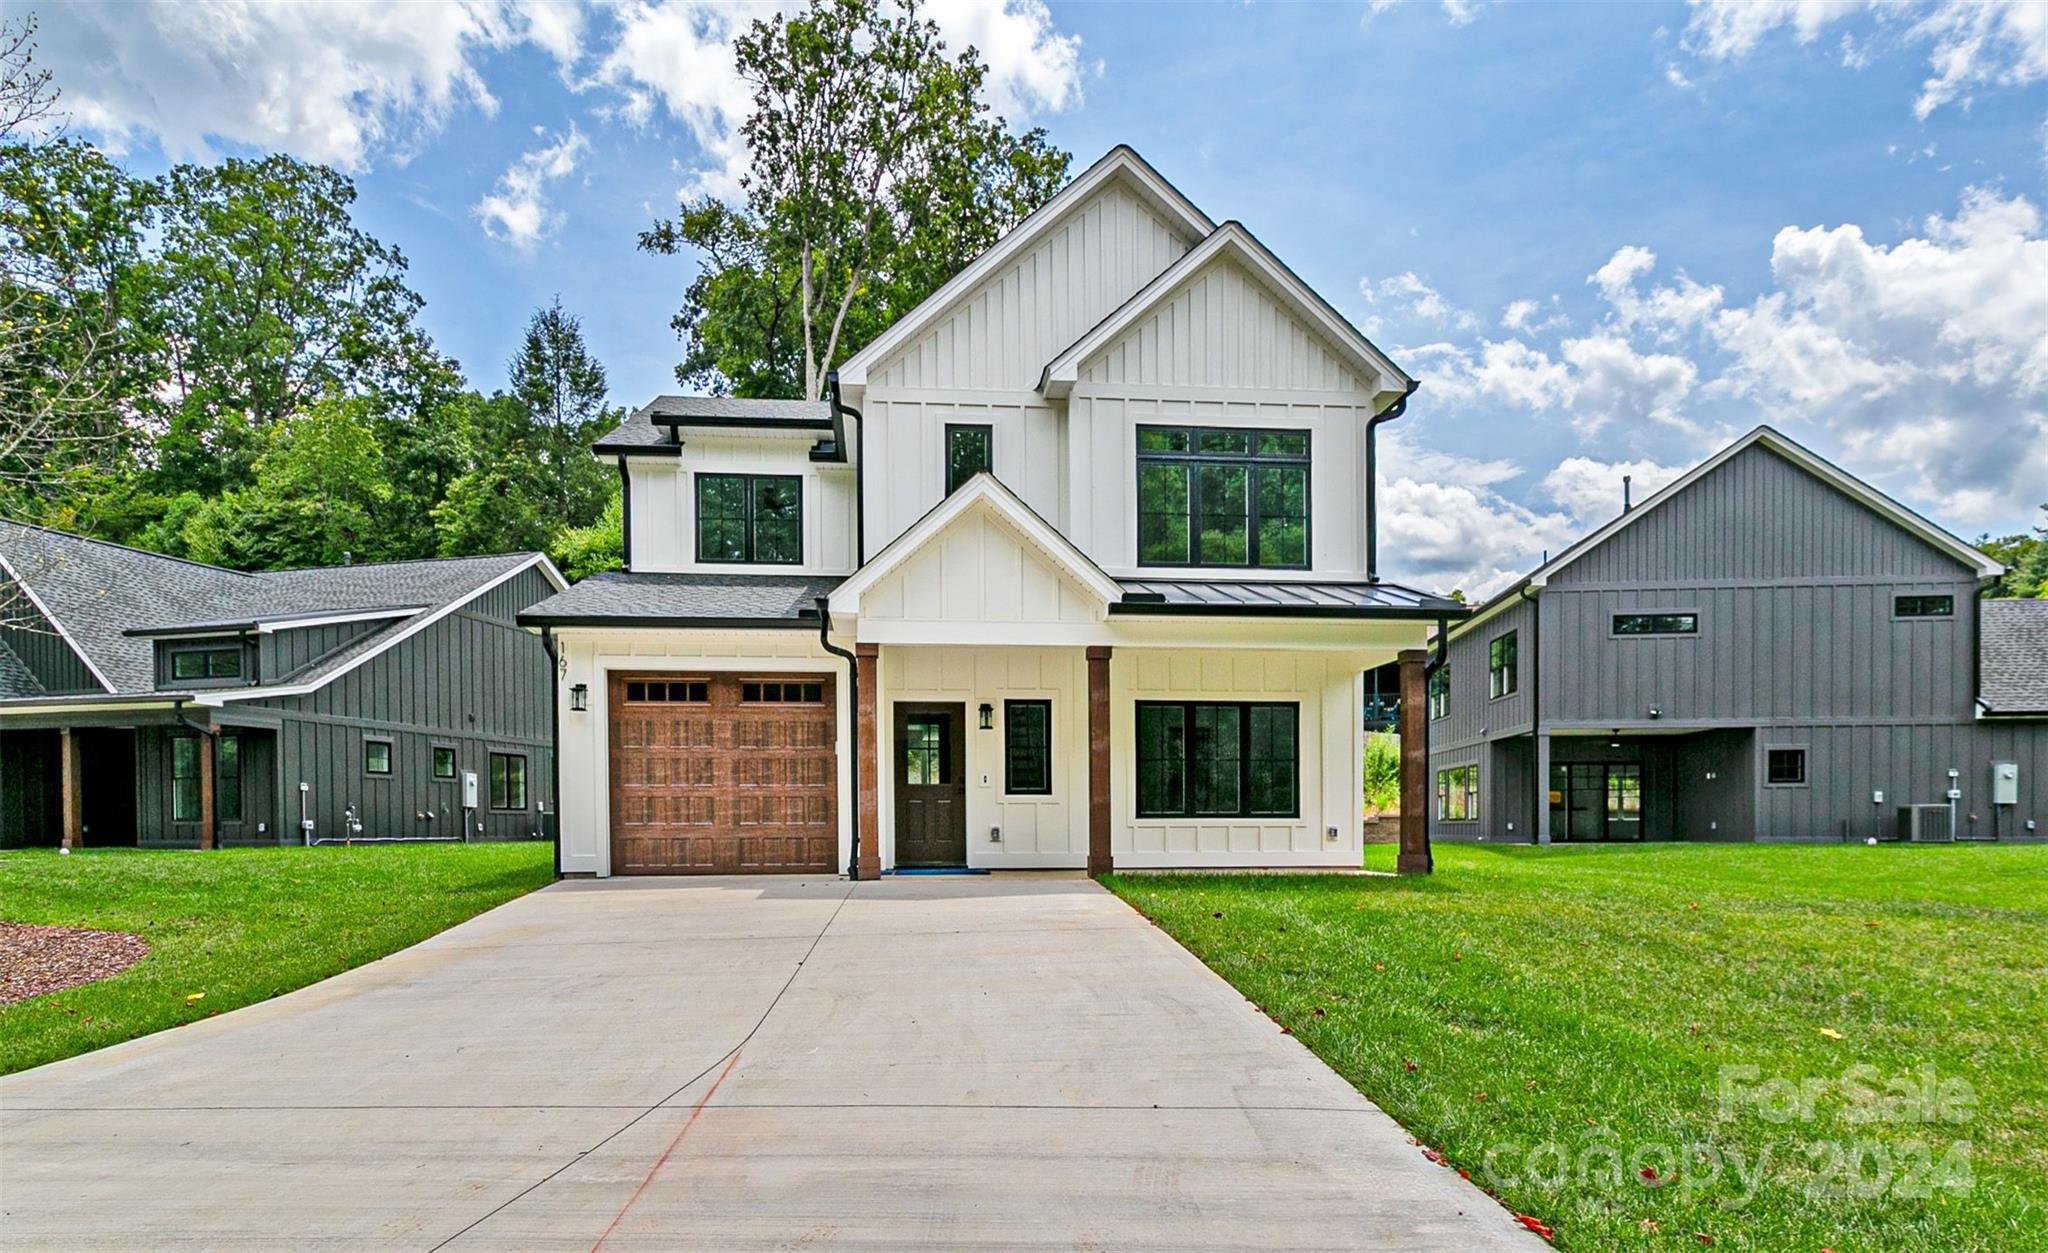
[1,874,1535,1250]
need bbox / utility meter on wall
[462,770,480,809]
[1992,761,2019,806]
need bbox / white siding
[860,503,1102,640]
[858,394,1065,563]
[628,436,857,575]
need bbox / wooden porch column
[59,727,83,851]
[1086,646,1112,878]
[1396,648,1432,875]
[198,730,218,851]
[1533,732,1552,846]
[855,643,882,880]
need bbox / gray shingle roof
[0,637,43,698]
[1981,599,2048,714]
[592,397,836,456]
[0,521,544,696]
[518,571,842,627]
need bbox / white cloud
[919,0,1085,119]
[1501,296,1567,333]
[1364,0,1482,26]
[473,124,590,247]
[1665,62,1695,89]
[1379,476,1575,598]
[1541,456,1688,524]
[1682,0,2048,122]
[1588,246,1725,334]
[1559,335,1700,433]
[1359,271,1480,335]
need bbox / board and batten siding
[0,591,100,693]
[858,395,1065,564]
[627,437,858,575]
[259,617,387,683]
[857,503,1101,638]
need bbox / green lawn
[0,842,554,1075]
[1107,844,2048,1252]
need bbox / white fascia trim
[211,555,567,703]
[1037,222,1413,399]
[827,474,1122,617]
[0,550,115,692]
[0,698,184,717]
[836,146,1214,387]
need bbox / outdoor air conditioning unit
[1896,804,1953,843]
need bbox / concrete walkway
[1,874,1536,1250]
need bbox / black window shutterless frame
[1134,426,1311,570]
[1134,700,1299,819]
[945,424,992,495]
[695,473,802,565]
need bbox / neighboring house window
[741,681,823,703]
[1135,702,1298,818]
[171,646,242,681]
[364,738,392,776]
[218,735,242,823]
[1428,666,1449,720]
[696,473,802,564]
[490,752,528,810]
[1766,748,1807,786]
[1614,612,1698,636]
[626,680,709,702]
[1489,631,1518,700]
[1004,699,1052,795]
[945,424,992,495]
[433,746,457,780]
[1895,595,1954,618]
[1135,427,1310,569]
[1436,764,1477,821]
[171,735,200,823]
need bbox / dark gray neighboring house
[1427,426,2047,845]
[0,522,565,848]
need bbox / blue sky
[17,0,2047,593]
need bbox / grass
[0,842,554,1075]
[1106,843,2048,1252]
[1363,731,1401,814]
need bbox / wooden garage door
[608,673,837,874]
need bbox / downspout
[1519,584,1541,846]
[816,597,861,880]
[616,456,633,571]
[827,371,865,567]
[1364,380,1421,583]
[541,626,563,879]
[1420,613,1449,873]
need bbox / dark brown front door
[894,702,966,867]
[608,673,837,874]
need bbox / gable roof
[1980,599,2048,716]
[1451,426,2004,638]
[1037,221,1413,400]
[0,521,563,699]
[827,472,1122,617]
[835,145,1215,388]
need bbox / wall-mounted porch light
[978,702,994,730]
[571,683,589,712]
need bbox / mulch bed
[0,922,150,1005]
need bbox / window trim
[1428,665,1449,721]
[489,751,529,812]
[1002,698,1053,797]
[364,736,394,778]
[1435,763,1478,822]
[1764,745,1809,788]
[432,744,458,782]
[1488,630,1518,701]
[1611,610,1700,638]
[944,423,993,496]
[1133,700,1300,820]
[694,472,804,566]
[1133,424,1312,571]
[166,642,247,685]
[1892,594,1956,621]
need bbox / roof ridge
[0,519,257,577]
[253,551,538,577]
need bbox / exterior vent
[1896,804,1953,843]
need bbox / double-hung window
[696,474,801,564]
[490,752,528,810]
[1135,701,1298,818]
[1136,427,1309,569]
[1435,764,1477,821]
[1488,631,1518,700]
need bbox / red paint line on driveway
[589,1047,745,1252]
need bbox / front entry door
[1549,762,1644,841]
[894,703,967,867]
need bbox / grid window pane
[1190,705,1242,815]
[752,477,801,563]
[1138,464,1190,564]
[1136,705,1186,817]
[1255,467,1307,567]
[1136,702,1300,819]
[696,475,750,561]
[1136,426,1309,569]
[1247,705,1297,816]
[1004,700,1051,795]
[1137,428,1189,453]
[905,718,944,786]
[1767,749,1806,785]
[1195,465,1249,565]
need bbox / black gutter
[540,627,562,879]
[1110,602,1469,620]
[591,443,682,458]
[827,371,865,566]
[616,456,633,571]
[1364,380,1421,583]
[1419,614,1449,873]
[517,614,819,630]
[650,415,835,432]
[815,597,862,881]
[1519,584,1541,847]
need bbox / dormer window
[171,647,242,681]
[1136,426,1309,569]
[697,473,802,565]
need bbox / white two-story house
[521,147,1464,877]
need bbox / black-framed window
[170,646,242,681]
[1428,665,1449,720]
[171,735,200,823]
[490,752,527,810]
[217,735,242,823]
[1136,426,1309,569]
[626,680,709,702]
[1489,631,1518,700]
[1614,612,1698,636]
[1004,699,1051,795]
[1895,594,1954,619]
[364,738,392,776]
[741,680,823,703]
[696,473,801,564]
[945,424,992,495]
[432,745,457,780]
[1135,701,1297,818]
[1436,764,1476,821]
[903,716,949,786]
[1766,748,1807,786]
